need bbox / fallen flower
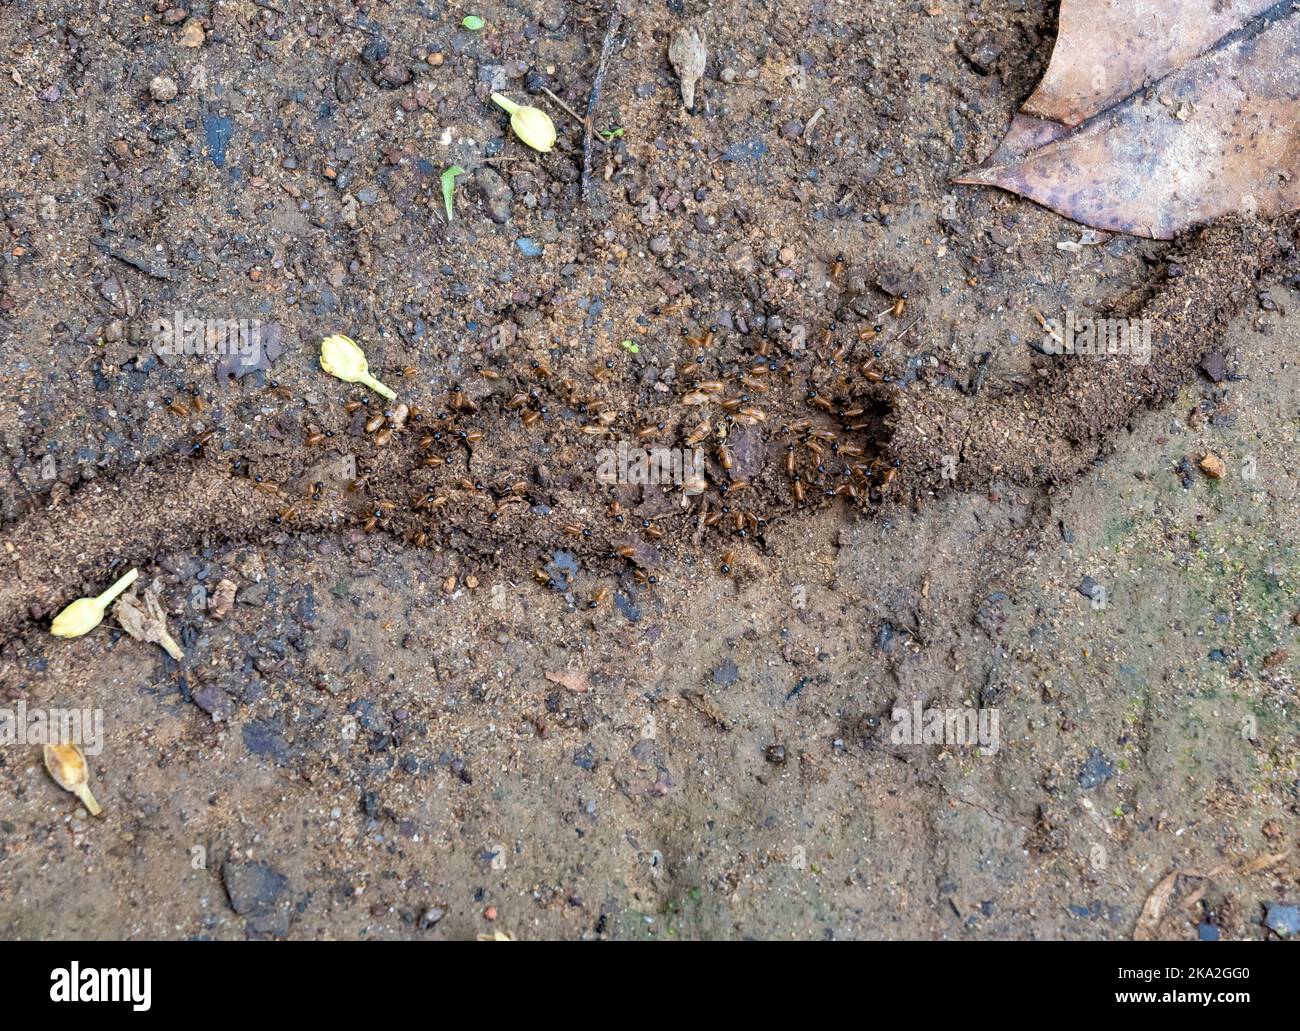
[43,742,102,816]
[320,334,396,400]
[490,93,556,153]
[114,580,184,661]
[50,568,139,638]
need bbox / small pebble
[149,76,179,102]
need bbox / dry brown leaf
[668,28,707,111]
[957,1,1300,238]
[544,669,588,693]
[114,581,184,660]
[1133,868,1182,940]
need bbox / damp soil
[0,1,1297,939]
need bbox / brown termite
[636,423,663,441]
[345,399,365,413]
[784,446,796,476]
[306,431,326,446]
[720,549,735,574]
[808,395,835,413]
[562,523,584,538]
[830,254,845,279]
[505,392,529,410]
[533,568,550,585]
[678,361,702,378]
[718,444,734,471]
[346,478,365,493]
[413,531,428,548]
[365,414,386,434]
[608,499,623,520]
[455,477,477,491]
[696,380,725,394]
[423,454,445,468]
[189,429,216,457]
[590,587,610,609]
[788,418,812,433]
[644,524,664,541]
[374,428,392,446]
[165,397,190,418]
[479,366,501,381]
[581,424,610,436]
[531,358,552,378]
[252,478,280,495]
[858,324,882,342]
[402,366,418,380]
[521,410,542,428]
[362,514,379,533]
[266,380,292,401]
[685,421,711,446]
[614,545,636,560]
[276,505,298,523]
[460,429,484,445]
[681,390,709,406]
[792,479,806,503]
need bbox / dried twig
[581,6,623,205]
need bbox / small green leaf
[599,127,625,141]
[462,15,485,30]
[441,165,466,222]
[620,339,639,354]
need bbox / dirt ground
[0,0,1296,939]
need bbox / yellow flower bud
[320,334,396,400]
[491,93,556,153]
[44,742,102,816]
[50,568,139,639]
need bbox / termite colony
[195,267,909,613]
